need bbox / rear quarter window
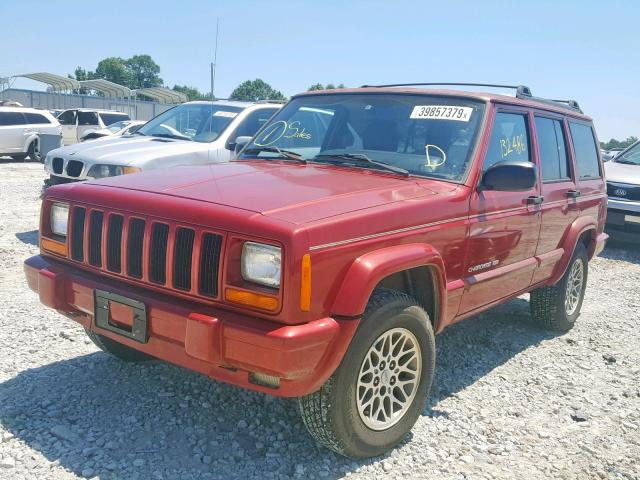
[0,111,26,126]
[24,112,52,124]
[569,122,600,179]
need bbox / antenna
[211,17,219,101]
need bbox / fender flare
[22,133,39,153]
[549,216,597,285]
[331,243,447,322]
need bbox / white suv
[57,108,130,145]
[44,101,280,186]
[0,107,62,161]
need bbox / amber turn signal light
[41,237,68,256]
[300,254,311,312]
[225,288,279,311]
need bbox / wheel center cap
[381,369,391,385]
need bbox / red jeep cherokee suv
[25,84,608,458]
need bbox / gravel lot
[0,159,639,480]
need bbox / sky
[1,0,638,140]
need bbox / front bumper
[24,255,358,397]
[606,200,640,241]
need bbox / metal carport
[135,87,187,104]
[12,72,80,108]
[80,79,133,116]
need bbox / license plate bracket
[94,289,148,343]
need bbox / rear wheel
[85,329,153,362]
[27,140,41,162]
[530,243,589,331]
[299,288,435,458]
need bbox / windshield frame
[614,141,640,165]
[137,102,244,143]
[236,91,489,184]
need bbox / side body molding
[331,243,447,321]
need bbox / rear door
[460,109,541,314]
[77,111,100,140]
[58,110,78,144]
[531,114,579,283]
[0,111,27,153]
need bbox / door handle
[526,195,544,205]
[566,189,581,199]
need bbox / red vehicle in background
[25,83,608,458]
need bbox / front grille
[66,160,84,178]
[608,182,640,201]
[52,157,64,174]
[64,205,224,300]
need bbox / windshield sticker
[500,134,526,158]
[213,111,238,118]
[410,106,473,122]
[424,144,447,167]
[254,120,311,146]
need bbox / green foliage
[307,83,346,91]
[70,55,163,90]
[229,79,287,102]
[172,84,209,101]
[601,136,638,150]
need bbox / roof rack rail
[360,83,583,113]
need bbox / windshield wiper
[151,133,192,141]
[242,146,307,163]
[314,153,410,177]
[133,131,146,136]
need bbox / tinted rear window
[78,111,99,125]
[569,122,600,179]
[535,116,570,181]
[0,111,26,126]
[100,113,130,126]
[24,112,51,124]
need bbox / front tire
[299,288,435,458]
[530,243,589,331]
[85,329,153,362]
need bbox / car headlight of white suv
[87,164,141,178]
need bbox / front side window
[535,116,570,181]
[615,141,640,166]
[99,113,130,126]
[484,112,530,171]
[0,111,26,126]
[57,110,76,125]
[228,107,279,144]
[241,94,486,181]
[137,103,243,143]
[569,122,600,179]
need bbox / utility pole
[211,17,219,100]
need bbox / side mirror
[480,160,537,192]
[232,136,252,156]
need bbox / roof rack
[359,83,583,113]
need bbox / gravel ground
[0,159,639,480]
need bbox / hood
[49,136,209,164]
[88,161,442,224]
[605,160,640,184]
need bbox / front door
[460,110,541,314]
[58,110,77,145]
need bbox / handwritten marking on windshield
[425,144,446,167]
[255,121,311,146]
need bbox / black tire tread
[299,288,424,457]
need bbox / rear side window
[535,116,570,181]
[78,111,99,125]
[100,113,130,126]
[24,112,52,124]
[484,112,530,170]
[0,111,26,126]
[569,122,600,179]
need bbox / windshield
[240,93,485,181]
[616,142,640,165]
[138,103,243,142]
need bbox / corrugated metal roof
[16,72,80,91]
[135,87,187,104]
[80,79,132,98]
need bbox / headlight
[87,164,139,178]
[241,242,282,288]
[51,203,69,236]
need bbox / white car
[80,120,146,141]
[56,108,131,145]
[0,107,62,161]
[44,101,280,185]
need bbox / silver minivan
[0,107,62,161]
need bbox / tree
[308,83,324,91]
[126,54,162,89]
[173,84,209,101]
[307,82,346,91]
[601,136,638,150]
[229,79,286,102]
[94,57,131,87]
